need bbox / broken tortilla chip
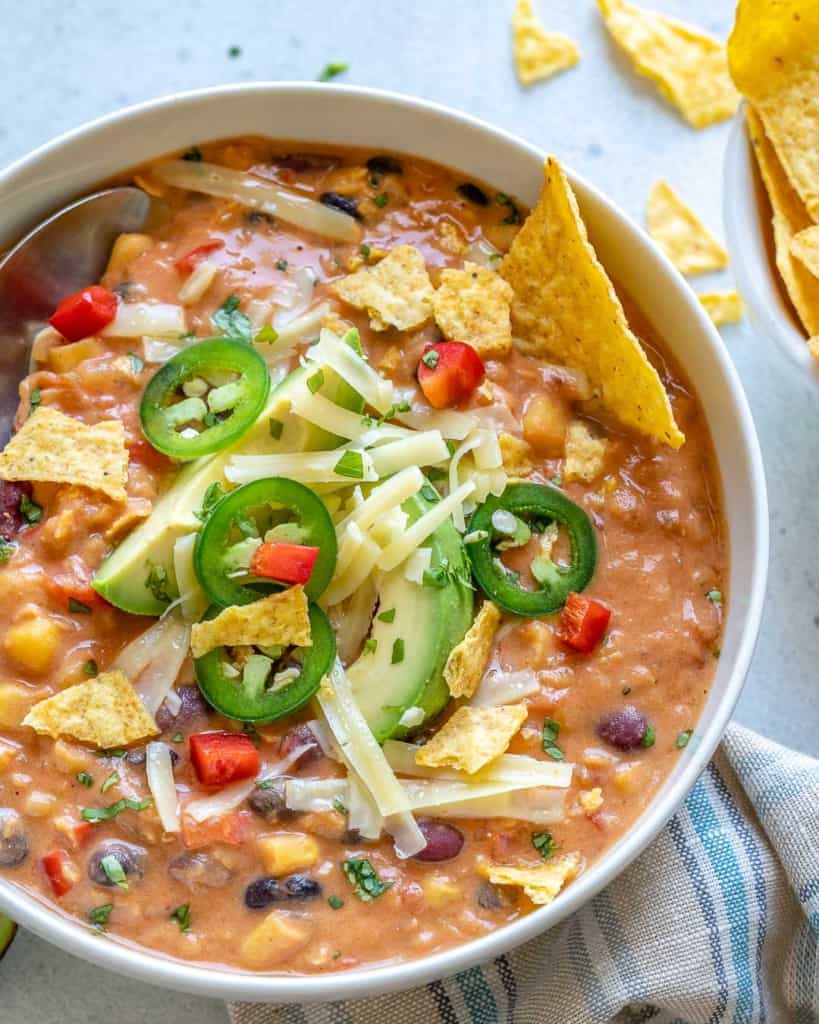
[746,105,819,337]
[483,852,581,906]
[415,704,527,775]
[512,0,580,87]
[433,262,514,359]
[499,433,534,478]
[647,181,728,275]
[698,291,744,327]
[333,244,434,332]
[501,158,684,448]
[0,407,128,501]
[564,420,607,483]
[598,0,739,129]
[22,670,157,749]
[789,226,819,280]
[444,601,501,700]
[190,586,311,659]
[728,0,819,220]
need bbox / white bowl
[0,83,768,1003]
[723,106,819,384]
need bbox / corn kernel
[0,682,45,727]
[24,791,57,817]
[106,232,153,278]
[0,740,20,772]
[256,833,320,877]
[4,617,61,673]
[240,911,313,968]
[53,740,92,775]
[523,392,570,456]
[422,875,461,908]
[578,788,604,815]
[48,338,103,374]
[613,764,642,794]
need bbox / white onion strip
[146,742,180,833]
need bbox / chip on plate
[501,158,684,448]
[646,181,729,275]
[564,420,607,483]
[22,670,157,748]
[190,586,311,658]
[0,407,129,501]
[598,0,739,129]
[483,852,581,905]
[415,704,527,775]
[433,262,514,359]
[333,244,434,332]
[698,291,744,327]
[444,601,501,700]
[499,433,534,478]
[789,227,819,280]
[512,0,580,87]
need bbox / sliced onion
[102,302,186,339]
[143,337,184,363]
[146,742,180,833]
[273,267,315,325]
[285,777,346,813]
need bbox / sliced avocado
[93,362,364,615]
[346,488,473,742]
[0,913,16,960]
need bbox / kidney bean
[412,820,465,862]
[319,192,362,221]
[0,481,32,539]
[87,841,147,886]
[0,809,29,867]
[155,685,209,732]
[168,852,232,890]
[597,705,648,751]
[284,875,322,901]
[244,877,287,909]
[278,724,322,767]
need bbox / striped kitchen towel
[229,724,819,1024]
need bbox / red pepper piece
[175,240,224,276]
[249,542,320,585]
[558,593,611,653]
[49,286,118,343]
[417,341,485,409]
[189,732,260,786]
[41,849,76,897]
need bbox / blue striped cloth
[229,724,819,1024]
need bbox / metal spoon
[0,187,153,443]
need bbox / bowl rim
[0,81,769,1003]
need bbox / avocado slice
[346,487,473,742]
[93,363,363,615]
[0,914,16,961]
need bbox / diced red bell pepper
[417,341,485,409]
[182,810,254,850]
[41,849,76,897]
[558,593,611,654]
[175,240,224,276]
[45,572,109,612]
[49,286,118,343]
[189,732,260,787]
[249,542,319,585]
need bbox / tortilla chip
[433,263,514,359]
[435,219,468,256]
[512,0,580,87]
[333,245,434,332]
[415,704,527,775]
[0,407,128,501]
[790,227,819,279]
[22,670,157,748]
[746,105,819,337]
[499,433,534,478]
[698,291,744,327]
[728,0,819,220]
[564,420,607,483]
[501,158,684,448]
[646,181,729,275]
[190,587,311,658]
[598,0,739,129]
[483,852,581,905]
[444,601,501,700]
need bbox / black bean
[278,724,323,767]
[244,876,287,909]
[285,874,322,901]
[412,820,465,862]
[155,685,209,732]
[124,747,180,768]
[168,852,232,890]
[319,192,362,221]
[246,779,290,821]
[0,810,28,867]
[87,841,147,886]
[246,211,274,226]
[0,481,32,540]
[456,183,490,207]
[366,155,403,176]
[597,705,649,752]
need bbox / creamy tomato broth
[0,138,726,973]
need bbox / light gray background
[0,0,815,1020]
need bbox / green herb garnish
[20,494,42,525]
[341,858,393,901]
[212,294,252,343]
[334,450,364,479]
[328,895,344,910]
[29,387,41,414]
[76,771,94,788]
[532,831,556,860]
[359,244,371,258]
[318,62,349,82]
[676,729,692,749]
[642,725,656,748]
[706,589,722,604]
[332,797,348,815]
[68,597,92,615]
[377,607,396,623]
[421,349,439,370]
[145,563,171,603]
[0,539,14,565]
[275,259,288,272]
[171,731,184,744]
[363,637,377,655]
[391,638,405,665]
[227,44,241,58]
[87,904,113,931]
[373,193,389,208]
[541,718,564,761]
[100,771,119,794]
[128,352,144,374]
[170,903,192,932]
[81,797,153,823]
[622,686,631,696]
[100,854,128,891]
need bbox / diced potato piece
[24,791,57,817]
[0,682,45,728]
[0,740,19,772]
[48,338,104,374]
[52,740,93,775]
[613,763,642,794]
[422,875,461,908]
[523,392,570,456]
[240,911,313,968]
[256,832,320,877]
[106,232,153,278]
[4,618,61,674]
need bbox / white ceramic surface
[0,82,768,1004]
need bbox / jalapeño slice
[194,600,335,722]
[140,338,270,459]
[194,477,337,605]
[467,482,596,616]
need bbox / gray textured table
[0,0,816,1020]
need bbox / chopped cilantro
[68,597,92,615]
[171,903,192,932]
[29,387,41,414]
[363,637,377,655]
[359,243,371,258]
[706,589,722,604]
[676,729,692,749]
[373,193,389,208]
[100,771,119,794]
[171,731,184,744]
[532,831,556,859]
[268,417,284,440]
[212,294,252,343]
[391,638,405,665]
[76,771,94,788]
[81,797,153,823]
[334,450,364,479]
[332,797,348,815]
[0,539,14,565]
[377,608,396,623]
[100,854,129,890]
[621,686,631,696]
[87,904,113,931]
[307,368,325,394]
[318,62,349,82]
[20,494,42,525]
[421,349,439,370]
[255,324,279,345]
[328,895,344,910]
[641,725,656,748]
[182,146,202,162]
[145,563,171,603]
[275,259,288,272]
[227,44,241,58]
[94,748,126,759]
[541,718,564,761]
[341,858,393,901]
[195,481,225,522]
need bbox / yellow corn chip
[512,0,580,87]
[728,0,819,220]
[564,420,607,483]
[415,704,527,775]
[483,852,581,905]
[0,407,128,501]
[698,291,744,327]
[501,158,684,448]
[646,181,729,275]
[746,105,819,337]
[790,227,819,279]
[598,0,739,129]
[190,587,311,658]
[433,263,514,360]
[499,433,534,478]
[444,601,501,700]
[333,244,434,332]
[22,670,157,748]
